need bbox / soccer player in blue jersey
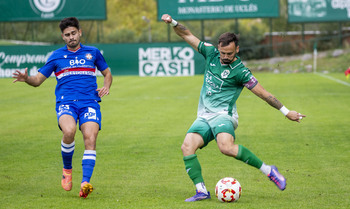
[162,14,306,202]
[12,17,112,198]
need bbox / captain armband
[243,76,258,90]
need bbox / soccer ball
[215,177,242,203]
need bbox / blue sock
[61,141,75,169]
[81,150,96,183]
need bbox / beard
[221,58,234,64]
[220,52,236,64]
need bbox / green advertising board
[157,0,280,20]
[288,0,350,23]
[0,0,106,22]
[0,43,206,78]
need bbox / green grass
[1,73,350,209]
[247,49,350,73]
[0,40,16,45]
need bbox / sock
[195,182,208,195]
[81,150,96,183]
[235,145,263,169]
[61,140,75,169]
[183,154,204,185]
[260,163,272,176]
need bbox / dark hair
[59,17,80,33]
[218,32,239,47]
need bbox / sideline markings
[315,73,350,87]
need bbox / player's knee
[217,141,235,156]
[218,145,230,156]
[181,133,203,155]
[62,128,76,140]
[181,140,196,155]
[181,142,190,154]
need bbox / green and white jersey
[196,41,258,120]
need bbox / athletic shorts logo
[59,104,69,111]
[58,104,71,116]
[84,107,97,120]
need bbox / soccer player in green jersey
[162,14,306,202]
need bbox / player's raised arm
[161,14,200,51]
[249,83,306,122]
[12,68,47,87]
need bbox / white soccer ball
[215,177,242,203]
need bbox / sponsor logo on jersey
[55,68,96,79]
[205,71,224,95]
[70,57,86,66]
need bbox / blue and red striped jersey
[39,44,109,103]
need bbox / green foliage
[105,28,137,43]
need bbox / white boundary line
[315,73,350,87]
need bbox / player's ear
[79,29,82,37]
[236,45,239,54]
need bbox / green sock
[236,145,263,169]
[183,154,204,185]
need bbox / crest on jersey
[85,53,93,60]
[221,69,230,78]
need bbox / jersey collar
[66,43,83,52]
[218,55,242,70]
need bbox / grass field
[1,72,349,209]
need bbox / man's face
[218,42,239,64]
[61,27,81,50]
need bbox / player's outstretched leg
[61,168,72,191]
[267,165,286,191]
[185,190,211,202]
[79,181,93,198]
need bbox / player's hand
[12,68,28,83]
[96,86,110,98]
[286,110,306,123]
[161,14,172,24]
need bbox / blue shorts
[55,100,102,130]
